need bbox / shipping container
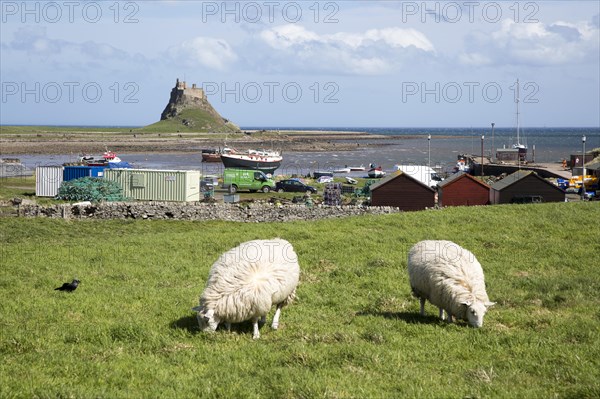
[36,166,64,197]
[63,166,106,181]
[104,169,200,202]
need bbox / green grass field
[1,202,599,398]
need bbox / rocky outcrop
[158,79,240,132]
[18,202,402,222]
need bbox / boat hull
[202,153,222,162]
[221,154,281,174]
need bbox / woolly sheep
[407,240,495,327]
[192,238,300,339]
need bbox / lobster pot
[104,169,200,202]
[63,166,106,181]
[36,166,64,197]
[323,182,343,206]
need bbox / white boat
[333,167,351,173]
[368,166,386,178]
[220,148,283,174]
[512,79,527,158]
[348,165,366,171]
[496,79,527,162]
[79,150,122,166]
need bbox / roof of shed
[370,171,436,192]
[437,171,491,189]
[489,170,563,192]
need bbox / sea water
[11,127,600,176]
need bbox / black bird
[55,279,80,292]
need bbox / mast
[516,78,520,147]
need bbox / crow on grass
[55,279,80,292]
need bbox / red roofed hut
[438,172,490,207]
[370,172,436,211]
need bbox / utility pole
[491,122,495,163]
[481,135,485,177]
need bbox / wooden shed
[489,170,565,204]
[438,172,490,207]
[370,171,435,211]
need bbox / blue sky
[1,0,599,128]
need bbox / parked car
[276,179,318,194]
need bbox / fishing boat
[453,154,471,173]
[220,148,282,175]
[313,170,334,179]
[201,148,223,163]
[79,150,122,166]
[367,166,386,178]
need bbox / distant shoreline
[0,126,401,155]
[1,125,597,157]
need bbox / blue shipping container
[63,166,106,181]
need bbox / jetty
[469,156,571,179]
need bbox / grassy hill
[0,202,599,397]
[137,108,241,134]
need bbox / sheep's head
[462,301,495,328]
[192,306,220,332]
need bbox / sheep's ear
[191,306,202,313]
[485,302,496,308]
[460,301,472,307]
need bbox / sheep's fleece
[408,240,494,327]
[193,238,300,338]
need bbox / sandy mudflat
[0,129,409,155]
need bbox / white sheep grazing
[192,238,300,339]
[407,240,495,327]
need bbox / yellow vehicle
[569,175,599,189]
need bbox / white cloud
[166,37,238,70]
[460,18,599,66]
[257,25,435,75]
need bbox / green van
[223,168,276,193]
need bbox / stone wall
[17,202,402,222]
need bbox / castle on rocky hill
[174,78,205,101]
[158,78,240,133]
[160,78,207,120]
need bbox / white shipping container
[36,166,64,197]
[104,169,200,202]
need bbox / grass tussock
[0,202,599,398]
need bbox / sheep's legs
[224,322,231,332]
[259,315,266,327]
[438,309,453,323]
[420,298,426,316]
[252,318,260,339]
[272,304,283,330]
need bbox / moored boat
[348,165,365,171]
[333,167,351,173]
[80,150,122,166]
[201,148,223,163]
[367,166,386,178]
[496,79,528,163]
[220,148,282,175]
[313,170,334,179]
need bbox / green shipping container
[104,169,200,202]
